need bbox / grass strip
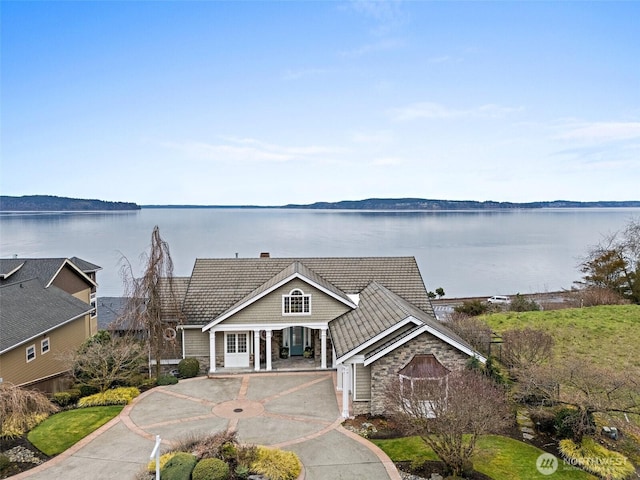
[28,405,123,456]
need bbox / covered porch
[207,324,333,373]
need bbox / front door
[224,332,249,367]
[289,326,304,356]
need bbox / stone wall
[369,332,470,415]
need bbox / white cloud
[391,102,522,121]
[339,38,403,57]
[281,67,330,81]
[162,137,345,164]
[555,121,640,143]
[372,157,402,166]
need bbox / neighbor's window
[283,289,311,315]
[41,337,50,354]
[90,292,97,319]
[26,345,36,362]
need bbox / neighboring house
[169,255,485,417]
[0,257,101,392]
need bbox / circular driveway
[17,372,399,480]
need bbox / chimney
[260,252,270,258]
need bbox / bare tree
[385,370,512,477]
[502,327,554,373]
[66,331,146,392]
[0,383,58,443]
[521,360,640,441]
[447,313,492,356]
[119,226,185,378]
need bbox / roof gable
[0,278,92,353]
[202,262,356,331]
[0,258,98,289]
[330,281,484,363]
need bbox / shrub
[0,454,11,472]
[559,437,635,480]
[178,358,200,378]
[192,458,230,480]
[234,464,250,479]
[251,446,301,480]
[52,389,81,408]
[147,452,177,473]
[508,293,541,312]
[447,313,492,356]
[78,384,100,397]
[161,452,197,480]
[554,407,595,441]
[78,387,140,407]
[454,300,488,316]
[158,374,179,386]
[528,407,556,434]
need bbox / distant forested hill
[0,195,141,211]
[283,198,640,210]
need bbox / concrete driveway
[16,371,399,480]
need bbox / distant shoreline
[2,195,640,212]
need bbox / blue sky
[2,1,639,205]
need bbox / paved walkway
[15,371,399,480]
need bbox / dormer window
[283,288,311,315]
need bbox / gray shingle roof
[183,257,429,325]
[0,278,92,352]
[97,296,128,330]
[0,257,99,287]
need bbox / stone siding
[369,332,470,415]
[353,401,371,416]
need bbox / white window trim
[282,288,311,316]
[26,344,36,362]
[90,292,97,319]
[41,337,50,354]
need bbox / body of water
[1,208,638,298]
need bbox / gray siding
[354,363,372,400]
[184,329,209,356]
[222,279,351,326]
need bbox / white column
[341,364,350,418]
[320,328,327,369]
[209,330,216,373]
[254,330,261,371]
[331,345,336,369]
[266,330,272,371]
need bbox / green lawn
[373,435,597,480]
[481,305,640,375]
[28,405,123,456]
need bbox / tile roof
[0,278,92,353]
[183,257,429,324]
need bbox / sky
[1,1,639,206]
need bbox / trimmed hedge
[178,358,200,378]
[148,452,177,473]
[161,452,197,480]
[158,374,179,386]
[52,389,81,407]
[192,458,230,480]
[77,387,140,407]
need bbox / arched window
[283,288,311,314]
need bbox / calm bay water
[1,208,638,298]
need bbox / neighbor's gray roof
[329,281,468,359]
[183,257,430,324]
[0,257,100,286]
[0,278,92,353]
[97,296,129,330]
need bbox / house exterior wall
[52,266,92,298]
[368,332,470,415]
[221,279,351,326]
[0,315,89,390]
